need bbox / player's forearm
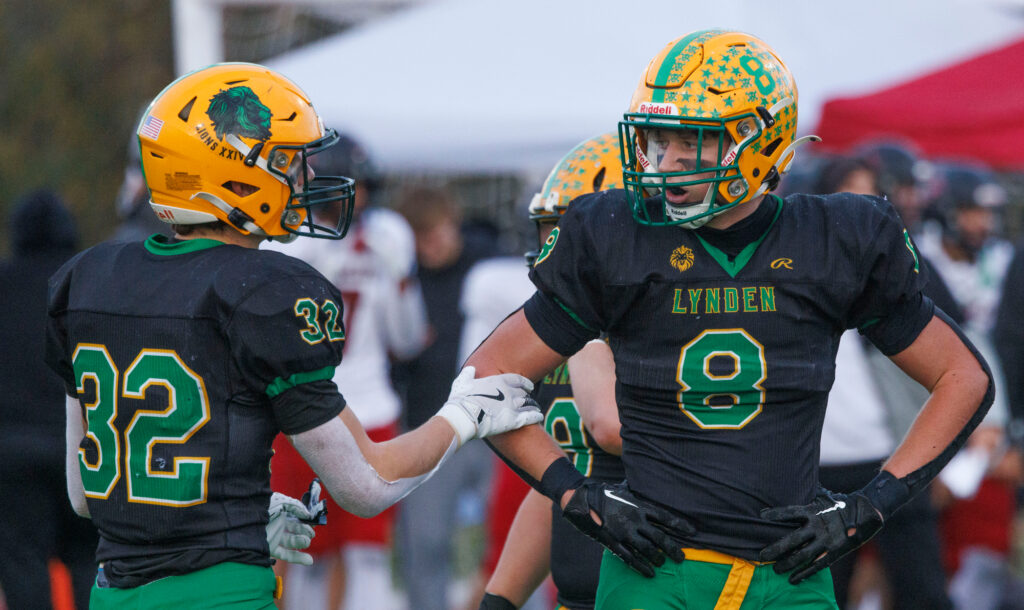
[883,312,994,484]
[489,424,568,483]
[292,412,456,518]
[370,417,458,480]
[883,362,990,478]
[340,407,455,481]
[485,489,553,606]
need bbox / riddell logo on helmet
[637,102,678,116]
[636,143,651,170]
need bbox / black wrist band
[538,456,585,503]
[861,470,911,520]
[479,592,517,610]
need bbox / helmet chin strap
[192,192,267,236]
[776,135,822,175]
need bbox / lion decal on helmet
[206,86,273,142]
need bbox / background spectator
[391,184,502,610]
[0,190,99,610]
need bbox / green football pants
[89,562,278,609]
[595,547,839,609]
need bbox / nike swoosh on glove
[563,480,695,577]
[438,366,542,446]
[267,492,318,566]
[759,487,884,584]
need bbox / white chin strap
[191,192,267,236]
[665,187,715,228]
[776,135,822,175]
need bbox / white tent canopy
[268,0,1024,175]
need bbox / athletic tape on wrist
[436,402,477,447]
[538,457,585,503]
[861,470,911,521]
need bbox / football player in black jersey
[480,134,626,610]
[465,30,994,609]
[45,63,544,609]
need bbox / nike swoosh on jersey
[604,488,639,508]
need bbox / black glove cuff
[479,592,517,610]
[538,457,585,503]
[860,470,911,521]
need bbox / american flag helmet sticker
[140,115,164,140]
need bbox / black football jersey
[45,235,347,586]
[535,362,625,609]
[525,191,933,559]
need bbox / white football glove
[267,492,318,566]
[437,366,541,446]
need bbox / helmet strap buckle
[243,142,264,167]
[755,106,776,128]
[227,207,256,231]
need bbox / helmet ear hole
[222,181,260,197]
[761,138,783,157]
[592,167,607,192]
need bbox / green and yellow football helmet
[526,133,623,265]
[619,30,818,228]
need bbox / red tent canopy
[813,37,1024,170]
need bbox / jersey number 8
[676,329,766,429]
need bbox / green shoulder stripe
[266,366,336,398]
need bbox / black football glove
[759,487,884,584]
[562,480,695,577]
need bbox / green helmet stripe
[651,29,719,103]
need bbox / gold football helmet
[619,30,818,228]
[526,133,623,264]
[138,62,355,241]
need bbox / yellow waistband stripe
[681,548,769,566]
[680,548,765,610]
[714,560,755,610]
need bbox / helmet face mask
[138,62,356,242]
[620,30,817,229]
[269,131,357,240]
[622,122,739,226]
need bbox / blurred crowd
[2,131,1024,610]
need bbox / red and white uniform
[263,208,428,609]
[268,207,428,429]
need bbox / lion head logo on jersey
[670,245,695,272]
[206,86,273,142]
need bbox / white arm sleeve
[288,416,456,518]
[65,395,90,518]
